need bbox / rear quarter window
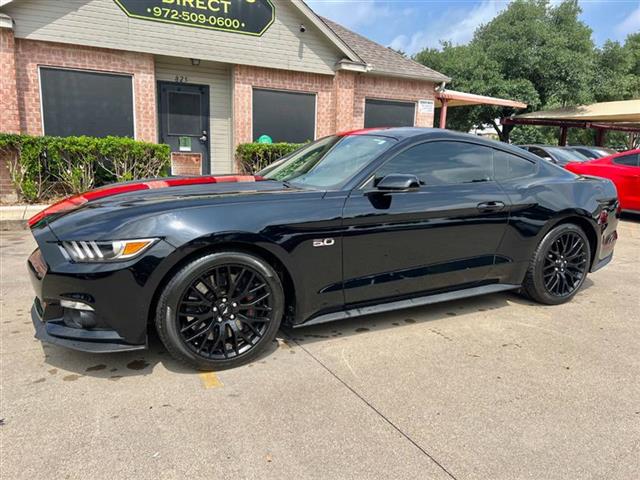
[613,154,639,167]
[493,149,537,180]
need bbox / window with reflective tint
[40,68,134,138]
[494,150,536,180]
[252,89,316,143]
[546,147,587,163]
[364,99,415,128]
[376,141,493,185]
[613,154,639,167]
[528,147,551,159]
[262,135,396,188]
[167,92,201,135]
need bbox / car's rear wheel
[522,223,591,305]
[155,252,284,370]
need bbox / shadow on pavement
[280,284,591,347]
[620,212,640,224]
[36,281,595,376]
[39,326,280,378]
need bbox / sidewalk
[0,204,47,230]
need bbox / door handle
[199,130,208,143]
[477,201,505,212]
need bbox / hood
[28,175,275,228]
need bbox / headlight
[60,239,158,263]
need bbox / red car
[565,149,640,213]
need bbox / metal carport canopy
[501,99,640,145]
[435,89,527,128]
[506,99,640,123]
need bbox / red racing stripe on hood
[28,175,264,228]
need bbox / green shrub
[0,134,170,203]
[235,142,303,174]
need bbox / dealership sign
[114,0,275,36]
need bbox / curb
[0,220,27,231]
[0,205,46,231]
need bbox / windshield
[547,147,589,162]
[561,148,593,161]
[593,147,616,157]
[259,135,396,189]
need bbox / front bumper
[591,252,613,272]
[31,302,146,353]
[27,224,177,351]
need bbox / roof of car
[569,145,614,150]
[339,127,435,139]
[344,127,540,156]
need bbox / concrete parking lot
[1,218,639,480]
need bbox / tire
[155,251,284,370]
[522,223,591,305]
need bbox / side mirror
[373,174,421,193]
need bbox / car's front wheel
[522,223,591,305]
[155,251,284,370]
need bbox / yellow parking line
[199,372,223,389]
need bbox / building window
[364,99,415,128]
[252,88,316,143]
[40,67,135,138]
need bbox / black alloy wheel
[522,223,591,305]
[542,231,588,297]
[156,252,284,370]
[178,265,274,359]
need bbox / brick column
[232,65,253,148]
[0,18,21,134]
[333,70,356,133]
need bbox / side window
[528,147,549,159]
[613,154,639,167]
[494,149,536,180]
[376,141,493,186]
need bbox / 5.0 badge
[313,238,335,248]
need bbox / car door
[341,140,511,305]
[610,153,640,211]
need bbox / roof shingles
[320,17,450,83]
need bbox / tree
[415,42,538,141]
[593,36,640,102]
[625,33,640,76]
[473,0,594,107]
[414,0,605,143]
[389,47,407,58]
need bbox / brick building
[0,0,450,175]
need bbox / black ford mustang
[27,128,619,370]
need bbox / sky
[306,0,640,55]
